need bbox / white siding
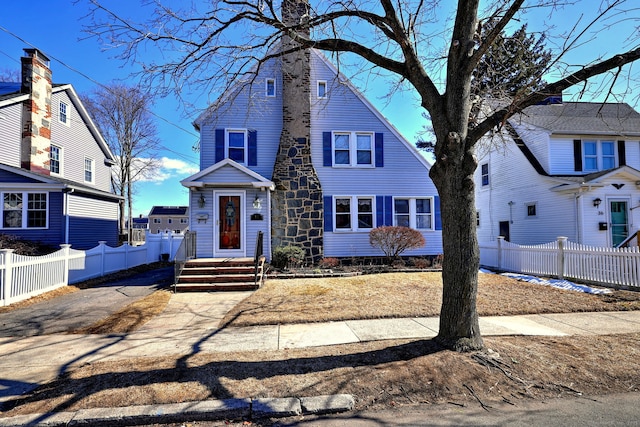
[511,123,551,173]
[624,140,640,169]
[50,91,112,192]
[475,134,580,245]
[0,103,22,167]
[68,193,118,219]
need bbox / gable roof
[0,83,116,163]
[511,102,640,137]
[149,206,188,216]
[181,158,275,189]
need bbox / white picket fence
[480,236,640,288]
[0,231,184,306]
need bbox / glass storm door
[610,201,628,247]
[218,195,242,251]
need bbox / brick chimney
[271,0,324,263]
[20,48,52,175]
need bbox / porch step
[175,257,265,292]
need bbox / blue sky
[0,1,637,217]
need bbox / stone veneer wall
[271,0,324,264]
[20,49,52,175]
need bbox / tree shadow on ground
[2,335,445,424]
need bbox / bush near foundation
[369,226,426,262]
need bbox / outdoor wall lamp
[253,194,262,210]
[593,197,602,208]
[198,194,206,208]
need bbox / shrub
[318,257,340,268]
[369,226,426,261]
[411,257,431,269]
[271,245,306,270]
[0,234,57,256]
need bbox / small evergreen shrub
[271,245,306,270]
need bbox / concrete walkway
[1,268,640,425]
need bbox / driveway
[0,267,174,337]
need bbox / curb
[0,394,354,426]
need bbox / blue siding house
[0,49,120,249]
[181,11,442,262]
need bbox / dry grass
[220,272,640,327]
[4,334,639,417]
[3,270,640,419]
[69,290,172,334]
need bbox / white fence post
[98,241,107,277]
[1,249,15,306]
[497,236,504,271]
[557,236,568,280]
[60,244,71,286]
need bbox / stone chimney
[271,0,324,263]
[20,48,52,175]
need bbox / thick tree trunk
[429,133,483,352]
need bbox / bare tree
[84,0,640,350]
[0,68,20,82]
[82,84,161,241]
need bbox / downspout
[574,192,581,244]
[63,188,74,245]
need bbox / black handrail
[254,231,264,286]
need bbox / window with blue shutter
[323,131,383,168]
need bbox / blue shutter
[384,196,393,226]
[323,196,333,232]
[434,196,442,230]
[215,129,225,163]
[248,130,258,166]
[323,132,332,166]
[376,196,384,227]
[375,132,384,167]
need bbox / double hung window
[333,132,374,167]
[59,101,69,125]
[84,158,94,183]
[227,129,247,164]
[50,145,61,175]
[394,198,433,230]
[2,192,47,229]
[265,78,276,97]
[334,196,374,231]
[583,140,616,171]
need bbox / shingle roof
[512,102,640,136]
[149,206,188,216]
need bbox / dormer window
[583,140,616,171]
[266,78,276,97]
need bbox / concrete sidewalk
[1,272,640,425]
[2,289,640,405]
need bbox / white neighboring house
[475,97,640,247]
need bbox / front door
[215,193,244,257]
[610,200,628,247]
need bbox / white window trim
[153,218,161,224]
[525,202,538,218]
[332,131,375,168]
[59,101,70,126]
[1,191,48,230]
[84,157,95,184]
[393,197,434,230]
[333,195,375,232]
[480,163,489,186]
[265,78,276,97]
[317,80,327,99]
[582,139,617,172]
[225,128,248,165]
[50,144,63,176]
